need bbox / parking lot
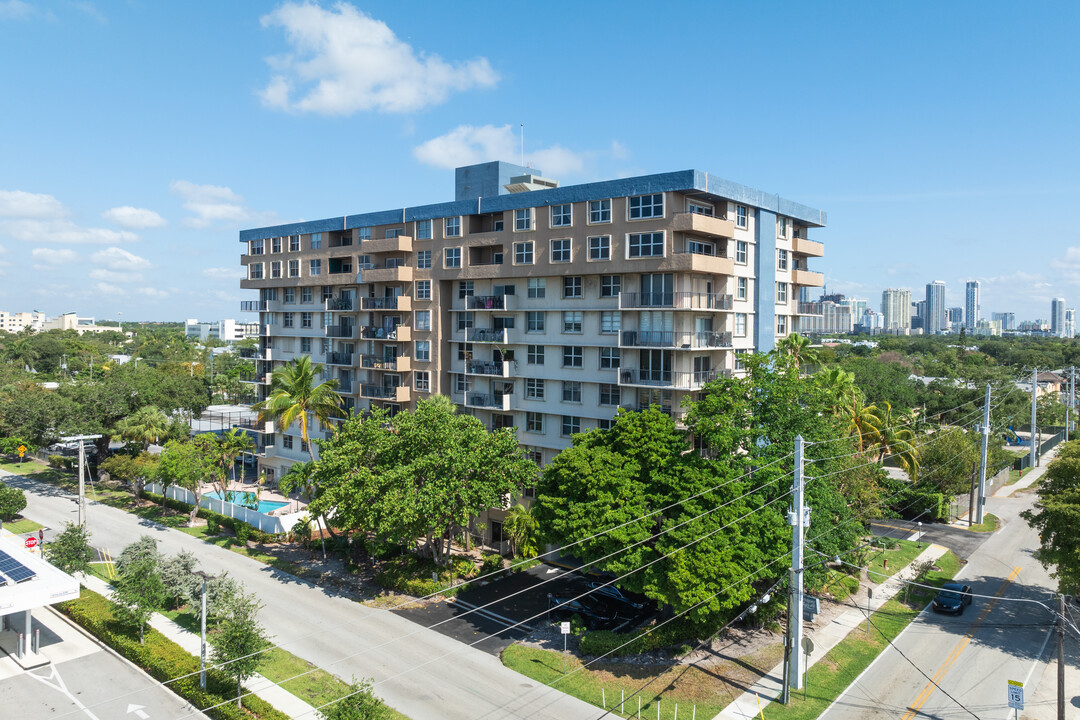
[394,562,656,655]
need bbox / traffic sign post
[801,637,814,700]
[17,444,26,465]
[24,536,37,551]
[1007,679,1023,719]
[561,621,571,674]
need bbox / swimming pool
[204,491,290,514]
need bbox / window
[777,315,788,335]
[357,227,371,240]
[589,199,611,223]
[321,338,330,353]
[385,228,402,239]
[526,412,544,433]
[283,312,294,328]
[456,311,474,331]
[737,277,748,300]
[270,261,282,279]
[588,235,610,261]
[284,288,295,304]
[600,275,621,298]
[776,282,788,303]
[301,312,313,328]
[514,241,534,265]
[736,205,748,229]
[687,240,715,255]
[416,310,431,331]
[415,340,430,361]
[777,216,789,238]
[599,383,620,406]
[527,345,544,364]
[735,313,747,337]
[454,373,470,394]
[282,435,293,449]
[514,208,533,231]
[628,232,664,258]
[551,203,572,227]
[687,201,713,216]
[736,241,748,264]
[249,263,263,280]
[271,237,282,254]
[598,418,615,431]
[417,220,432,240]
[301,337,311,353]
[734,348,749,370]
[265,287,277,301]
[600,347,620,369]
[563,276,582,298]
[445,216,461,237]
[250,239,264,255]
[600,311,620,334]
[629,193,663,219]
[415,280,431,300]
[551,238,571,263]
[562,381,582,402]
[562,311,582,333]
[527,311,545,333]
[322,286,333,301]
[302,287,313,303]
[417,250,432,269]
[528,278,545,298]
[525,378,545,399]
[310,233,322,249]
[777,249,788,271]
[561,416,581,437]
[458,281,474,299]
[457,343,473,361]
[445,248,461,268]
[415,371,431,392]
[289,235,300,252]
[288,259,300,277]
[562,346,583,368]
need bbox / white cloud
[0,189,139,244]
[31,248,79,266]
[73,2,106,24]
[0,190,66,218]
[89,268,143,283]
[136,287,168,299]
[258,2,497,115]
[0,1,33,20]
[170,180,262,228]
[203,267,244,280]
[93,282,126,296]
[103,206,166,229]
[413,124,589,176]
[91,247,152,271]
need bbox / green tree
[45,522,95,576]
[219,427,255,489]
[99,452,159,495]
[159,550,199,610]
[113,536,166,643]
[918,428,980,496]
[868,401,920,480]
[253,356,342,463]
[775,333,820,372]
[503,504,540,558]
[157,437,218,525]
[116,405,171,451]
[318,678,391,720]
[212,589,270,707]
[0,483,27,521]
[1022,441,1080,594]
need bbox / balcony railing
[361,296,404,310]
[465,295,511,311]
[360,354,400,370]
[464,392,511,411]
[337,380,353,394]
[240,300,268,312]
[361,384,403,400]
[797,302,823,316]
[466,328,509,343]
[360,325,405,340]
[325,351,354,366]
[466,360,508,377]
[325,326,356,338]
[619,292,733,310]
[620,330,733,349]
[618,368,731,389]
[325,297,354,311]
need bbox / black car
[933,583,973,615]
[548,594,621,629]
[584,581,648,611]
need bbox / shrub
[579,619,698,658]
[159,551,199,610]
[49,454,72,470]
[234,523,251,544]
[207,516,220,534]
[0,483,27,520]
[451,556,476,579]
[375,554,452,597]
[480,553,503,575]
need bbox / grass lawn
[87,562,117,583]
[763,550,961,720]
[866,538,926,581]
[965,513,999,533]
[1007,467,1031,486]
[4,516,44,533]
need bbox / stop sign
[24,536,37,549]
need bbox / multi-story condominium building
[0,310,46,334]
[842,298,867,320]
[947,307,963,328]
[185,318,260,343]
[992,312,1015,331]
[965,281,980,331]
[1051,298,1067,337]
[1066,308,1076,339]
[800,299,852,335]
[238,162,827,486]
[881,288,912,332]
[857,309,884,333]
[925,281,946,334]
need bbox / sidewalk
[714,542,949,720]
[81,574,316,719]
[995,444,1058,498]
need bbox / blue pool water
[204,491,289,514]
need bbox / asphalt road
[3,469,604,720]
[821,491,1071,719]
[870,517,991,561]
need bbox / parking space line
[447,597,534,633]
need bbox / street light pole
[193,570,217,689]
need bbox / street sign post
[1007,679,1023,717]
[24,536,37,550]
[801,638,814,699]
[561,621,571,674]
[17,445,26,464]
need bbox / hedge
[59,589,288,720]
[138,490,286,544]
[578,618,699,658]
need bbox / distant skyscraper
[926,281,946,333]
[965,281,980,331]
[842,298,868,319]
[947,307,964,327]
[992,312,1016,331]
[1066,308,1076,338]
[881,288,912,332]
[1052,298,1067,337]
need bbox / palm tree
[252,357,342,463]
[117,406,171,451]
[870,401,920,479]
[818,367,859,414]
[214,428,255,500]
[842,396,882,452]
[279,461,327,559]
[503,503,540,558]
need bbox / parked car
[584,581,648,611]
[933,583,974,615]
[548,594,621,629]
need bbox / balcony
[466,327,509,344]
[464,392,512,411]
[324,325,356,339]
[465,360,511,378]
[465,295,512,311]
[671,211,736,239]
[325,351,355,366]
[360,384,412,402]
[797,302,823,316]
[620,330,733,349]
[360,354,411,372]
[792,268,825,287]
[793,236,825,257]
[324,297,354,311]
[235,417,274,434]
[240,373,272,385]
[617,368,731,390]
[668,250,734,275]
[258,324,273,337]
[337,380,354,394]
[357,263,413,284]
[330,398,356,421]
[240,300,268,312]
[361,296,412,312]
[360,325,411,342]
[619,292,733,311]
[362,234,413,254]
[258,348,273,362]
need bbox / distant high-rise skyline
[925,281,946,334]
[881,288,912,332]
[965,281,980,331]
[1066,308,1076,339]
[1051,298,1067,337]
[992,312,1016,331]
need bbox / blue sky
[2,0,1078,324]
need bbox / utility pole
[1031,368,1038,469]
[976,384,991,525]
[1057,593,1065,720]
[60,434,102,527]
[783,435,808,699]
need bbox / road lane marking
[901,566,1022,720]
[1001,625,1054,720]
[28,664,103,720]
[446,597,535,633]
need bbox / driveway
[870,517,991,561]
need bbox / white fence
[144,482,306,534]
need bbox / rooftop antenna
[520,123,525,167]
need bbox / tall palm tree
[818,367,859,414]
[842,396,882,452]
[503,503,540,558]
[214,427,255,499]
[252,356,342,463]
[870,401,920,480]
[280,461,327,559]
[775,333,820,372]
[117,406,171,451]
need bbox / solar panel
[0,549,36,583]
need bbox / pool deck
[199,481,307,516]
